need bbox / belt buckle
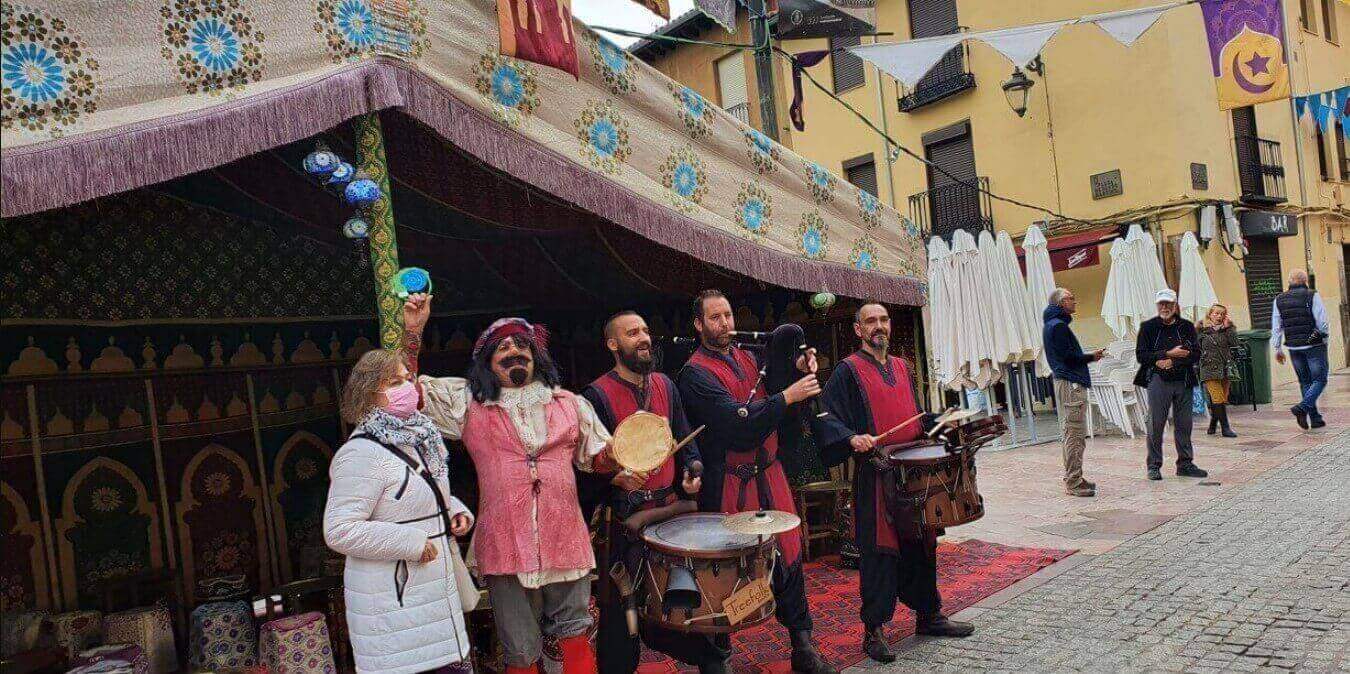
[627,490,649,507]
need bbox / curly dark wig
[466,334,562,403]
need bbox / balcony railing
[898,45,974,112]
[1234,134,1286,204]
[908,176,993,240]
[726,102,750,124]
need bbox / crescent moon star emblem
[1231,51,1273,94]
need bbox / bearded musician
[403,294,617,674]
[578,310,731,674]
[676,290,837,674]
[816,302,974,665]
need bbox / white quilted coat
[324,435,474,674]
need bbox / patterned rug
[636,539,1074,673]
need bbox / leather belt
[625,486,674,508]
[728,454,775,511]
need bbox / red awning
[1016,227,1118,272]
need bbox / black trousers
[772,557,813,632]
[858,531,941,630]
[597,528,729,672]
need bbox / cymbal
[722,510,802,536]
[937,408,981,424]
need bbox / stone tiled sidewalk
[851,372,1350,673]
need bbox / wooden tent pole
[355,112,403,349]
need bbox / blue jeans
[1288,344,1329,421]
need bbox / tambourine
[390,267,432,300]
[610,411,675,474]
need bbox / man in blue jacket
[1043,288,1106,497]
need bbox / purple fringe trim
[1,59,923,306]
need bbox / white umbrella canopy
[947,229,1000,390]
[977,230,1022,364]
[1178,231,1218,322]
[1102,225,1171,338]
[1100,237,1134,338]
[1129,224,1170,303]
[1021,225,1056,376]
[927,236,955,387]
[984,230,1042,364]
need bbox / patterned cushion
[189,601,257,670]
[0,611,51,657]
[103,605,176,673]
[259,612,335,674]
[73,644,149,674]
[68,659,138,674]
[54,611,104,658]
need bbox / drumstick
[673,425,706,453]
[872,412,928,444]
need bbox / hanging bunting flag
[776,0,876,40]
[977,20,1068,68]
[695,0,738,33]
[850,33,964,87]
[1335,86,1350,115]
[1198,0,1290,110]
[1083,4,1174,46]
[630,0,671,20]
[789,49,831,131]
[1294,95,1309,120]
[1313,101,1334,133]
[497,0,580,78]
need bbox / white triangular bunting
[1080,4,1172,47]
[849,33,965,88]
[974,21,1068,69]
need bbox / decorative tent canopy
[1,0,926,306]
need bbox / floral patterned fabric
[259,611,336,674]
[2,0,926,298]
[102,605,177,674]
[189,600,257,670]
[53,610,103,658]
[73,644,149,674]
[0,610,50,657]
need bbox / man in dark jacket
[1272,270,1330,429]
[1043,288,1104,497]
[1134,289,1209,481]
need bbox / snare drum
[884,442,984,530]
[638,513,776,634]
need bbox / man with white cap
[1133,289,1209,481]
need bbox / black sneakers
[1147,468,1162,481]
[915,615,975,637]
[1292,405,1309,429]
[1177,464,1209,478]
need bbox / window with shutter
[830,35,865,93]
[1322,0,1338,42]
[716,53,749,123]
[900,0,972,111]
[843,155,878,197]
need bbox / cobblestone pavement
[855,429,1350,673]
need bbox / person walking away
[1134,289,1209,481]
[324,349,476,674]
[1042,288,1105,497]
[1198,304,1239,438]
[1272,270,1330,429]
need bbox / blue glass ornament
[342,216,370,239]
[326,161,355,185]
[303,143,341,176]
[391,267,433,299]
[344,178,382,207]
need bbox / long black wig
[465,334,563,403]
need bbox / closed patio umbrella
[927,236,955,387]
[1178,231,1218,322]
[948,229,1000,390]
[1101,237,1134,338]
[1021,225,1056,376]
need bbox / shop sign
[1238,210,1297,238]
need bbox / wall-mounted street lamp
[1001,57,1044,117]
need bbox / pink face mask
[382,380,419,419]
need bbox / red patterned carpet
[636,539,1074,673]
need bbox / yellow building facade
[634,0,1350,387]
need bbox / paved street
[851,373,1350,673]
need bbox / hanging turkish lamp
[303,142,341,176]
[343,215,370,268]
[344,170,382,208]
[326,161,356,186]
[810,290,836,311]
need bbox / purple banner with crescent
[1199,0,1290,110]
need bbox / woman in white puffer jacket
[325,349,475,674]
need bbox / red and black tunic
[677,345,803,567]
[580,371,700,518]
[817,351,924,555]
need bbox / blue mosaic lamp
[344,172,382,207]
[326,161,356,185]
[342,216,370,239]
[303,142,341,176]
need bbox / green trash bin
[1232,329,1272,406]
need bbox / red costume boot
[558,634,597,674]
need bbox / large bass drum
[638,513,776,634]
[881,442,984,531]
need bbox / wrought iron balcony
[908,176,993,240]
[898,48,975,112]
[1234,134,1286,205]
[726,102,750,124]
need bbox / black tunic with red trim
[817,350,926,556]
[579,370,701,519]
[677,345,803,566]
